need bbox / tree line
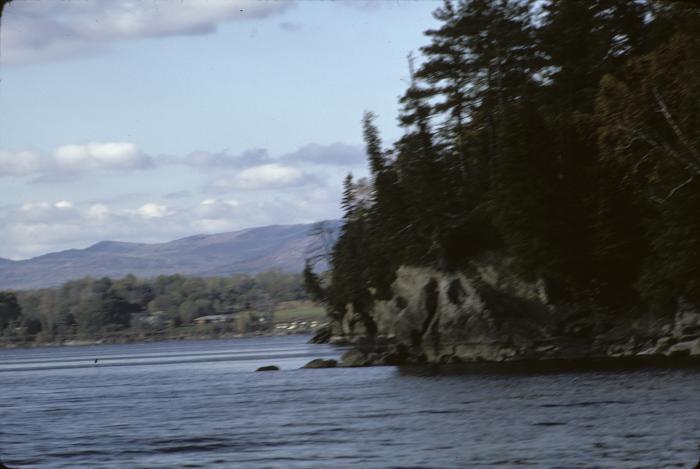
[305,0,700,334]
[0,271,307,343]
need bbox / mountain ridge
[0,221,340,290]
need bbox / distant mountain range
[0,221,340,290]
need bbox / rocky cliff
[326,255,700,366]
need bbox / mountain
[0,221,340,290]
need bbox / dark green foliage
[319,0,700,321]
[303,261,326,303]
[0,291,21,333]
[21,316,43,336]
[643,182,700,305]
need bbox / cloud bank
[54,142,152,172]
[2,141,364,185]
[0,142,154,180]
[1,0,295,65]
[206,163,309,192]
[0,140,366,258]
[0,191,339,259]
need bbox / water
[1,336,699,468]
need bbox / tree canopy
[1,270,309,344]
[309,0,700,330]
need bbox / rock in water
[308,324,332,344]
[256,365,279,372]
[341,348,370,367]
[302,358,337,369]
[329,336,352,346]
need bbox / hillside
[0,221,339,290]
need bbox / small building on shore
[193,314,237,325]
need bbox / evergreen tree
[302,261,326,304]
[0,291,21,334]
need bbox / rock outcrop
[308,324,333,344]
[302,358,338,369]
[256,365,280,371]
[327,256,700,366]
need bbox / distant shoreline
[0,330,317,350]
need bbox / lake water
[1,335,699,468]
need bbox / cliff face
[329,256,700,365]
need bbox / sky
[0,0,440,260]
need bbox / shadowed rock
[308,324,332,344]
[341,348,371,367]
[256,365,279,372]
[302,358,338,369]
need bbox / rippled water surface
[1,335,699,468]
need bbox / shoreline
[393,354,700,374]
[0,330,318,350]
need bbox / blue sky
[0,0,440,259]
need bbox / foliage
[0,291,21,334]
[1,270,309,343]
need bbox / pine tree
[0,291,21,334]
[328,175,378,335]
[302,261,327,304]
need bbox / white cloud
[19,201,50,212]
[87,204,111,221]
[0,140,365,258]
[0,141,364,183]
[15,200,81,224]
[200,198,239,207]
[53,142,152,171]
[1,0,295,65]
[196,198,239,219]
[136,203,171,219]
[0,151,43,176]
[177,143,366,170]
[54,200,73,209]
[0,142,154,181]
[0,191,343,259]
[183,148,271,169]
[284,142,365,166]
[207,163,309,192]
[237,164,304,189]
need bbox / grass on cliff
[273,305,326,322]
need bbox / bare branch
[631,129,700,176]
[652,86,700,163]
[659,175,695,204]
[396,223,416,237]
[632,149,655,174]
